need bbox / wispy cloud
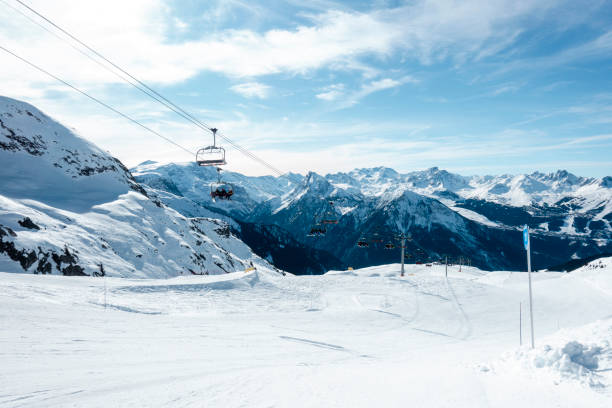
[489,30,612,78]
[491,83,521,96]
[538,81,572,93]
[331,76,418,109]
[230,82,271,99]
[565,133,612,145]
[315,83,345,101]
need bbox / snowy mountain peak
[303,171,333,192]
[0,95,145,209]
[404,167,470,191]
[530,169,587,188]
[0,96,271,277]
[138,160,158,166]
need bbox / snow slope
[1,259,611,407]
[0,96,269,277]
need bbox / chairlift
[307,226,326,237]
[307,215,327,236]
[321,219,339,225]
[210,167,234,200]
[368,228,384,243]
[384,242,395,250]
[210,182,234,200]
[196,128,227,166]
[321,208,338,225]
[356,238,369,248]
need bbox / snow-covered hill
[132,162,612,271]
[0,96,270,277]
[1,259,611,406]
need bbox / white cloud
[362,78,401,93]
[316,90,342,101]
[173,17,189,32]
[230,82,271,99]
[333,76,418,108]
[316,83,345,101]
[0,0,593,95]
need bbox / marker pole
[400,236,405,277]
[527,240,534,348]
[524,225,535,349]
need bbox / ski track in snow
[1,262,612,407]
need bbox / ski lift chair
[308,227,326,236]
[384,242,395,250]
[322,219,339,225]
[196,128,226,167]
[321,209,338,224]
[211,182,234,200]
[356,238,369,248]
[196,146,226,166]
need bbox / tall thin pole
[445,255,448,277]
[527,239,534,348]
[104,275,107,310]
[400,236,405,277]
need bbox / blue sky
[1,0,612,177]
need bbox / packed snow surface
[1,259,611,407]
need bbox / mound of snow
[521,341,602,381]
[481,318,612,388]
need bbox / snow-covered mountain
[132,162,612,271]
[0,96,270,277]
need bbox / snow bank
[481,318,612,388]
[516,341,603,383]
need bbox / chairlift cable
[10,0,216,132]
[0,45,195,156]
[8,0,286,177]
[0,0,205,138]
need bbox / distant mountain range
[132,161,612,273]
